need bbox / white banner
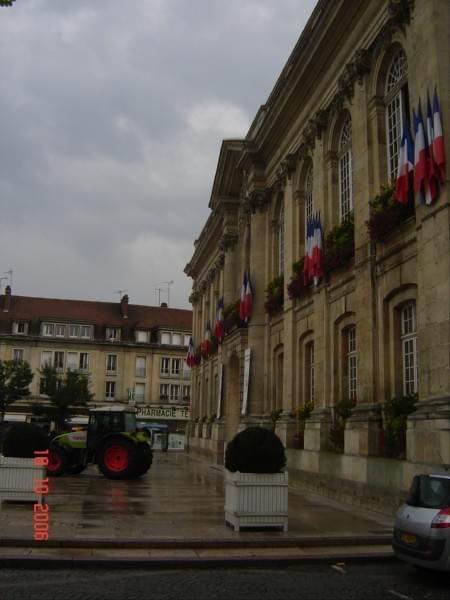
[136,405,190,421]
[241,348,251,416]
[216,363,223,418]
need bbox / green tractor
[47,406,153,479]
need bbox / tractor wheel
[47,445,68,477]
[65,463,86,475]
[132,443,153,477]
[97,438,138,480]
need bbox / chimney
[160,302,168,308]
[3,285,11,312]
[120,294,129,319]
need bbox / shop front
[136,405,190,450]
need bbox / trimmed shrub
[225,426,286,474]
[2,423,49,458]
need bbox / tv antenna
[154,287,163,305]
[0,276,8,293]
[113,289,128,299]
[3,269,12,288]
[161,280,174,307]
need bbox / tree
[0,1,17,6]
[0,359,33,422]
[37,364,93,432]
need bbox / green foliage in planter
[288,258,311,299]
[225,426,286,474]
[265,275,284,316]
[2,423,49,458]
[383,393,417,445]
[324,213,354,272]
[328,398,354,453]
[297,400,314,431]
[366,184,415,242]
[223,299,243,333]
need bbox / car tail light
[431,507,450,528]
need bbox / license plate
[401,533,417,545]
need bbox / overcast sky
[0,0,316,309]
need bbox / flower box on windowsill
[0,456,46,503]
[366,185,415,243]
[265,275,284,317]
[224,470,288,532]
[324,213,355,274]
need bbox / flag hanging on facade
[413,104,435,205]
[244,272,253,322]
[304,214,323,286]
[432,88,446,183]
[202,322,212,358]
[185,336,194,367]
[395,117,414,204]
[426,92,441,198]
[239,271,247,321]
[311,213,324,286]
[214,297,225,343]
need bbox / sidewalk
[0,452,395,567]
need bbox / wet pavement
[0,452,395,566]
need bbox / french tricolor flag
[214,297,224,343]
[239,272,252,323]
[185,337,194,367]
[311,213,324,286]
[426,92,441,199]
[202,322,212,357]
[414,104,433,205]
[432,89,446,183]
[303,217,314,286]
[394,118,414,204]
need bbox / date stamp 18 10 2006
[32,449,50,541]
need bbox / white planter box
[0,456,46,503]
[224,470,288,532]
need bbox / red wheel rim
[48,449,62,472]
[104,445,129,472]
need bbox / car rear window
[407,475,450,509]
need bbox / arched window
[401,303,417,395]
[278,203,284,275]
[338,116,353,221]
[385,49,409,180]
[346,326,357,402]
[305,341,315,404]
[305,166,314,228]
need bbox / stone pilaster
[304,408,332,451]
[345,403,382,456]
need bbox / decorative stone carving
[215,253,225,269]
[200,280,208,293]
[280,153,297,180]
[207,267,216,283]
[297,143,310,161]
[388,0,414,26]
[314,109,329,139]
[219,233,238,252]
[189,290,200,305]
[353,48,372,84]
[243,188,270,214]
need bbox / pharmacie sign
[136,405,190,420]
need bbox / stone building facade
[185,0,450,510]
[0,287,192,446]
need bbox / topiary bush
[225,426,286,474]
[2,423,49,458]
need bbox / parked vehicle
[393,473,450,571]
[47,406,152,479]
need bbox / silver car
[393,473,450,571]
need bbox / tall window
[54,351,64,371]
[306,342,315,404]
[106,354,117,374]
[385,49,409,180]
[160,383,169,401]
[134,383,145,404]
[160,357,170,376]
[182,385,191,403]
[79,353,89,371]
[347,326,357,401]
[305,166,314,228]
[278,204,285,275]
[338,116,353,221]
[171,358,181,376]
[105,381,116,400]
[135,356,146,377]
[13,349,24,362]
[170,384,180,403]
[401,303,418,395]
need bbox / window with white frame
[170,384,180,403]
[182,385,190,403]
[160,357,170,376]
[13,348,24,362]
[172,333,182,346]
[55,324,66,337]
[80,325,92,339]
[135,330,148,343]
[69,324,80,338]
[106,327,120,341]
[184,335,190,347]
[278,203,285,275]
[160,383,169,401]
[40,351,52,368]
[134,382,145,404]
[79,352,89,371]
[338,116,353,222]
[401,303,418,395]
[67,352,78,371]
[347,326,357,402]
[171,358,181,376]
[54,351,64,371]
[305,165,314,229]
[106,354,117,374]
[161,332,171,345]
[13,321,28,334]
[43,323,55,337]
[135,356,146,377]
[105,381,116,400]
[385,49,409,180]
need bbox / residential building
[0,287,192,448]
[185,0,450,510]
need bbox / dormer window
[13,321,28,335]
[135,330,148,343]
[106,327,121,342]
